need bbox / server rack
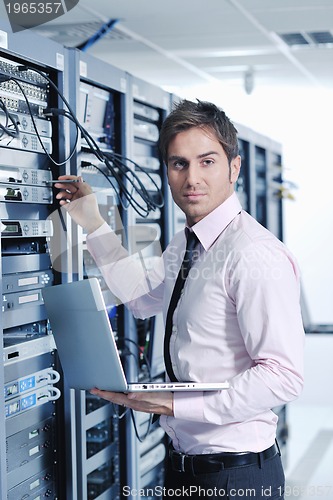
[61,60,173,497]
[124,75,172,496]
[0,20,68,500]
[234,123,288,460]
[0,27,173,496]
[236,122,284,239]
[63,48,128,500]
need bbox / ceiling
[26,0,333,93]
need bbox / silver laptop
[42,278,229,393]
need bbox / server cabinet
[232,126,287,459]
[63,48,128,500]
[63,57,173,498]
[236,122,284,240]
[124,75,172,496]
[0,20,69,500]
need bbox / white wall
[172,82,333,324]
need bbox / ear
[230,155,241,184]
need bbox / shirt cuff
[173,391,204,422]
[87,221,109,237]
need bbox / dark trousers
[163,452,285,499]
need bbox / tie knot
[186,231,198,252]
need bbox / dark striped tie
[164,231,199,382]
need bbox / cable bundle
[0,98,20,140]
[12,65,164,217]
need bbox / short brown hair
[159,99,239,165]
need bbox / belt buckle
[171,450,186,472]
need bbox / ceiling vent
[279,32,309,46]
[277,30,333,47]
[308,31,333,44]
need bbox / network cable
[120,337,154,442]
[0,98,20,139]
[0,71,79,165]
[45,106,163,217]
[15,65,165,217]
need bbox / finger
[57,175,81,182]
[90,389,128,406]
[55,184,79,194]
[55,191,75,202]
[55,184,81,200]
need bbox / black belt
[169,443,279,474]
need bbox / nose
[185,163,200,186]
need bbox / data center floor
[284,334,333,500]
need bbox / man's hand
[55,176,105,234]
[89,389,174,416]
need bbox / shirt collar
[187,192,242,251]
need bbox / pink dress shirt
[86,192,304,454]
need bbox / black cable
[116,405,130,419]
[0,99,9,139]
[45,107,104,162]
[0,99,20,139]
[17,65,81,134]
[73,114,161,216]
[80,161,140,215]
[105,153,164,216]
[103,155,152,217]
[17,66,107,164]
[16,65,164,216]
[123,337,152,382]
[111,151,164,207]
[109,155,157,210]
[130,409,153,443]
[109,401,129,420]
[120,337,154,442]
[71,116,160,216]
[47,108,151,215]
[49,109,145,215]
[81,161,119,194]
[5,77,79,165]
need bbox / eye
[202,158,214,166]
[170,160,187,170]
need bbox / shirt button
[172,326,177,333]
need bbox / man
[56,99,304,499]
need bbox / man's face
[167,127,241,226]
